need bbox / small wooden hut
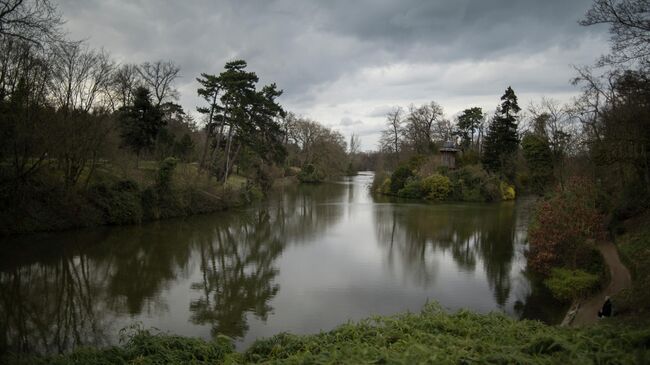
[439,141,460,169]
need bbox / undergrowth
[9,303,649,364]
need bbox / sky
[56,0,609,150]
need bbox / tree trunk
[222,126,235,183]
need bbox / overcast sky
[57,0,608,150]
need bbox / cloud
[339,117,364,127]
[56,0,609,150]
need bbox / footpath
[562,241,632,326]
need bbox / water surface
[0,172,563,354]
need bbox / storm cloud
[57,0,608,149]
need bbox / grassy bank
[0,160,258,236]
[615,212,650,318]
[8,303,649,364]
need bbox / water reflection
[0,174,562,356]
[373,201,519,306]
[0,180,347,355]
[189,210,282,338]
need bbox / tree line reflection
[0,181,348,355]
[373,199,520,307]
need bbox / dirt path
[563,241,632,327]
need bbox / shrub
[527,177,605,274]
[615,224,650,315]
[380,177,392,194]
[156,157,179,193]
[390,165,414,194]
[544,268,600,302]
[298,163,325,183]
[397,177,425,199]
[370,171,387,193]
[241,181,264,203]
[421,174,451,201]
[87,181,143,225]
[500,181,516,200]
[448,165,500,202]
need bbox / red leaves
[527,177,605,275]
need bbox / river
[0,172,564,355]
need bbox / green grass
[616,213,650,317]
[9,303,650,364]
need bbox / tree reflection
[189,210,282,338]
[0,235,114,355]
[0,180,348,354]
[373,201,518,306]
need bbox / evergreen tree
[482,86,520,177]
[456,107,483,149]
[119,87,164,164]
[522,133,553,194]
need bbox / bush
[87,181,143,225]
[421,174,451,201]
[500,181,516,200]
[616,224,650,315]
[544,268,600,302]
[241,181,264,203]
[380,177,391,194]
[527,177,605,274]
[448,165,500,202]
[156,157,178,192]
[397,177,424,199]
[389,165,414,194]
[298,163,325,183]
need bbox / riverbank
[0,160,261,236]
[8,302,648,364]
[562,240,632,326]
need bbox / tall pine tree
[482,86,520,177]
[119,87,165,165]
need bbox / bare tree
[348,133,360,155]
[581,0,650,68]
[110,63,141,111]
[49,41,115,187]
[49,42,115,112]
[0,0,62,45]
[379,106,403,155]
[137,60,180,106]
[403,101,445,153]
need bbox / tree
[482,87,520,177]
[379,106,403,156]
[346,133,361,175]
[456,107,484,150]
[197,60,286,182]
[118,87,164,165]
[285,116,347,179]
[0,0,62,44]
[580,0,650,68]
[137,60,180,106]
[521,133,553,194]
[402,101,445,153]
[48,41,115,187]
[111,63,141,110]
